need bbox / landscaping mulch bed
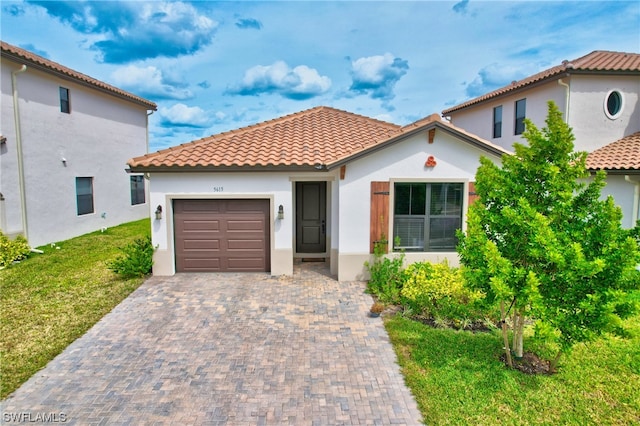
[500,352,552,375]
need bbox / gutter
[11,64,29,243]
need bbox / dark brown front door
[174,199,270,272]
[296,182,326,253]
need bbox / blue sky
[2,0,639,151]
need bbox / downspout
[11,64,29,243]
[145,110,154,214]
[146,109,154,154]
[557,77,570,123]
[625,175,640,225]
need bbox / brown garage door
[174,199,270,272]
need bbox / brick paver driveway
[1,262,422,425]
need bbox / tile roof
[327,113,510,167]
[129,106,401,170]
[129,107,509,172]
[443,50,640,115]
[1,40,156,110]
[586,132,640,171]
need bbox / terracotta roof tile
[129,106,401,170]
[327,112,510,167]
[443,50,640,115]
[1,40,156,110]
[586,132,640,171]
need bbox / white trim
[604,89,624,120]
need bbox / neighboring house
[442,50,640,228]
[1,41,157,247]
[128,106,509,280]
[586,132,640,229]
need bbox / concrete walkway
[1,262,422,425]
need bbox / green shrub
[107,235,154,277]
[364,237,405,303]
[0,232,30,267]
[401,260,487,324]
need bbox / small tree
[458,101,639,371]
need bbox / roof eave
[443,72,569,116]
[587,168,640,175]
[327,121,507,170]
[2,51,157,110]
[127,164,329,173]
[443,68,640,116]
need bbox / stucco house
[128,106,508,280]
[442,50,640,228]
[1,41,157,247]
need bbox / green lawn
[0,219,150,399]
[385,303,640,425]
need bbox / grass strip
[1,219,150,399]
[385,306,640,425]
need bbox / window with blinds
[393,182,463,251]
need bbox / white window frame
[604,89,624,120]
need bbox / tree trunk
[549,351,562,373]
[501,301,513,368]
[512,309,525,359]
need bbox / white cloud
[111,65,193,100]
[158,103,212,128]
[349,53,409,100]
[465,63,532,97]
[228,61,331,100]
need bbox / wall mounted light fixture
[155,205,163,220]
[277,204,284,220]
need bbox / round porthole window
[604,90,624,119]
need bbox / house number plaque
[213,187,224,192]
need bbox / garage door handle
[321,220,325,234]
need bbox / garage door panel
[174,199,270,272]
[225,199,268,213]
[227,257,266,270]
[227,239,265,250]
[180,200,223,213]
[182,258,222,271]
[227,219,264,231]
[181,220,220,232]
[183,239,220,250]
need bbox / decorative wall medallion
[425,155,437,167]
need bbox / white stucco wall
[0,59,151,247]
[568,75,640,152]
[445,81,566,152]
[148,171,337,276]
[446,74,640,155]
[336,128,503,280]
[597,174,640,229]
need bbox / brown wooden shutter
[370,181,390,253]
[468,182,479,206]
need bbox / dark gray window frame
[130,175,145,205]
[493,105,503,138]
[60,87,70,114]
[515,98,526,135]
[393,182,463,252]
[76,177,94,216]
